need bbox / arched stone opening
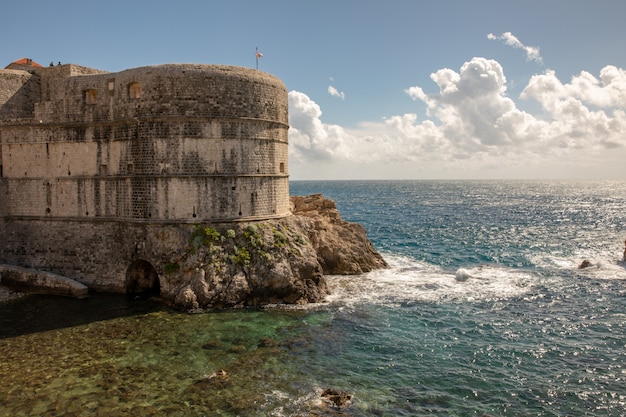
[125,260,160,296]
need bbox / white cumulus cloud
[288,91,353,162]
[288,57,626,179]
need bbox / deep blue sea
[1,180,626,416]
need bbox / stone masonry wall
[0,218,191,292]
[0,69,40,121]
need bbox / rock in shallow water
[321,388,353,409]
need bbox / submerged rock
[191,369,231,389]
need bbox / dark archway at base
[125,260,160,296]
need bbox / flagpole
[255,47,263,70]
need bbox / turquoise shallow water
[2,180,626,416]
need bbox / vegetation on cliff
[162,194,387,310]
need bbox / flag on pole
[255,47,263,69]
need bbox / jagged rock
[163,219,326,309]
[0,196,385,310]
[290,194,388,275]
[578,260,593,269]
[191,369,231,389]
[321,388,353,409]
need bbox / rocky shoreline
[0,195,387,309]
[165,194,388,310]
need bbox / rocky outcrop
[321,388,353,409]
[163,194,387,310]
[290,194,388,274]
[163,217,328,309]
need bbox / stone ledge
[0,265,89,299]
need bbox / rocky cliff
[166,194,387,310]
[290,194,388,274]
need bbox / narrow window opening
[279,162,285,173]
[129,82,141,99]
[99,164,108,175]
[84,89,97,105]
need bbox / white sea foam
[575,260,626,280]
[262,388,325,416]
[324,254,537,307]
[528,251,626,281]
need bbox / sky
[2,0,626,180]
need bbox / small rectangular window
[129,82,141,99]
[84,89,97,105]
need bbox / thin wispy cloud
[488,32,543,65]
[328,85,345,100]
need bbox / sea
[1,180,625,416]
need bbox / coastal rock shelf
[0,265,88,299]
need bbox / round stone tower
[0,63,291,292]
[1,63,290,222]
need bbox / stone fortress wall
[0,61,290,293]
